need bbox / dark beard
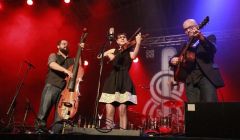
[60,48,69,55]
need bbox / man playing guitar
[170,19,224,103]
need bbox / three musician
[35,18,224,134]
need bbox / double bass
[173,16,209,82]
[57,28,88,120]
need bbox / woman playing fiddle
[98,32,142,129]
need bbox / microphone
[24,60,36,69]
[108,27,114,44]
[97,27,114,58]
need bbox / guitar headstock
[198,16,209,29]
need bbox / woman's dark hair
[117,33,127,38]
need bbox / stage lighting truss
[142,34,187,48]
[141,29,240,48]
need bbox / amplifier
[185,102,240,138]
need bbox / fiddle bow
[120,27,149,52]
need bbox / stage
[1,124,240,140]
[1,103,240,139]
[0,131,237,140]
[1,1,240,140]
[0,133,236,140]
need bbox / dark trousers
[186,77,218,103]
[35,83,63,134]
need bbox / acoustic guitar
[173,16,209,82]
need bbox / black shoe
[35,129,44,134]
[35,128,49,134]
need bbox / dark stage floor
[0,134,238,140]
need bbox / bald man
[170,19,224,103]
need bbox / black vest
[46,54,74,89]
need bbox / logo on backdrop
[142,47,184,118]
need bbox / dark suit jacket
[171,35,225,88]
[195,35,224,88]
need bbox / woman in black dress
[99,32,142,129]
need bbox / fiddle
[119,33,149,52]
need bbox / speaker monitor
[185,102,240,138]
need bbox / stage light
[64,0,71,4]
[0,3,3,11]
[27,0,33,6]
[133,57,139,63]
[84,60,88,66]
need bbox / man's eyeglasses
[184,25,198,32]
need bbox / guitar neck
[179,37,197,57]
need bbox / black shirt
[45,53,74,89]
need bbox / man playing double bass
[170,19,224,103]
[35,40,84,134]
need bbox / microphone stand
[20,98,38,133]
[93,39,113,127]
[21,99,30,133]
[5,61,34,131]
